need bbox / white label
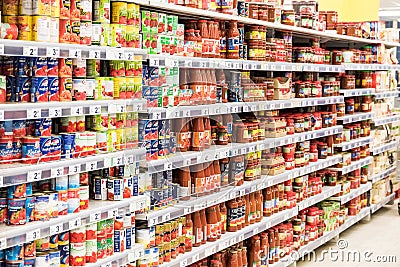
[0,237,6,250]
[124,155,134,165]
[50,223,63,235]
[205,246,217,257]
[101,262,112,267]
[27,108,41,119]
[49,107,62,117]
[0,44,4,55]
[23,46,38,57]
[89,50,101,59]
[230,237,237,245]
[69,164,81,175]
[0,176,3,187]
[117,104,126,113]
[192,254,200,263]
[46,47,60,57]
[200,61,207,68]
[185,60,193,67]
[135,103,143,112]
[108,208,118,218]
[150,217,158,226]
[202,108,209,116]
[108,103,117,114]
[0,110,3,121]
[27,170,42,182]
[69,49,82,58]
[89,105,101,115]
[153,111,162,120]
[86,161,97,171]
[113,156,123,166]
[184,207,191,214]
[233,62,240,69]
[125,51,134,61]
[238,234,244,242]
[149,58,160,67]
[184,158,191,166]
[180,259,188,267]
[71,106,83,116]
[239,189,246,196]
[162,213,171,222]
[69,217,82,229]
[164,162,173,170]
[51,167,64,177]
[26,229,40,242]
[90,212,101,222]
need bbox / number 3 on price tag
[46,47,60,57]
[86,161,97,171]
[26,229,40,242]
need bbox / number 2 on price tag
[23,46,38,57]
[90,212,101,222]
[27,170,42,182]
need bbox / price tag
[270,103,275,110]
[192,254,200,262]
[71,106,83,116]
[101,262,112,267]
[266,179,273,187]
[0,238,6,250]
[0,44,4,55]
[225,61,233,69]
[230,191,237,199]
[23,46,38,57]
[69,49,82,58]
[184,207,191,214]
[162,213,171,222]
[90,211,102,222]
[69,164,81,175]
[86,161,97,171]
[184,60,193,68]
[134,103,143,112]
[206,246,217,257]
[27,170,42,182]
[125,51,134,61]
[46,47,60,57]
[51,167,64,177]
[89,49,101,59]
[233,62,240,69]
[251,185,257,192]
[117,104,126,113]
[238,234,244,242]
[89,105,101,115]
[199,61,207,68]
[50,223,63,235]
[241,147,247,154]
[239,189,246,196]
[164,162,173,170]
[49,107,62,117]
[113,156,123,166]
[26,229,40,242]
[124,155,134,165]
[108,103,117,114]
[108,208,118,218]
[230,237,237,246]
[69,217,82,229]
[243,105,250,112]
[150,217,158,226]
[27,108,41,119]
[180,259,188,267]
[149,58,160,66]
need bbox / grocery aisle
[297,202,400,267]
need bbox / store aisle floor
[296,202,400,267]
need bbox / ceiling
[379,0,400,20]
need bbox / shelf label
[117,104,126,113]
[205,246,217,257]
[27,170,42,182]
[49,107,62,117]
[0,238,6,250]
[86,161,97,171]
[89,105,101,115]
[113,156,123,166]
[125,51,134,61]
[164,162,173,170]
[230,237,237,246]
[192,254,200,263]
[71,106,83,116]
[124,155,134,165]
[101,262,112,267]
[26,229,40,242]
[202,108,209,116]
[69,164,81,175]
[184,207,191,214]
[90,211,102,222]
[253,228,259,235]
[47,47,60,57]
[134,103,143,112]
[89,50,101,59]
[69,217,82,229]
[180,259,188,267]
[69,49,82,58]
[150,217,158,226]
[149,58,159,67]
[184,158,191,166]
[108,208,118,218]
[0,176,3,187]
[50,223,63,235]
[23,46,38,57]
[27,108,41,119]
[162,213,171,222]
[199,61,207,68]
[0,110,3,121]
[0,44,4,55]
[51,167,64,178]
[184,60,192,68]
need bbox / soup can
[24,241,36,257]
[36,236,50,251]
[25,195,35,222]
[34,193,50,221]
[5,245,24,261]
[35,252,49,265]
[7,198,26,225]
[107,177,123,201]
[57,189,68,215]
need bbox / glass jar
[345,98,355,114]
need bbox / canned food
[111,1,127,24]
[24,257,36,267]
[107,177,123,201]
[12,137,21,160]
[79,185,89,210]
[70,242,86,266]
[61,132,76,158]
[35,252,49,265]
[47,57,58,76]
[95,77,114,100]
[93,0,110,23]
[59,243,69,267]
[110,23,126,47]
[24,241,36,257]
[32,16,50,42]
[7,198,26,225]
[22,136,41,164]
[49,17,60,42]
[48,77,60,101]
[85,239,97,263]
[93,176,107,200]
[68,197,80,213]
[16,77,31,102]
[31,77,49,102]
[0,197,7,223]
[25,196,35,222]
[39,136,52,162]
[49,234,59,249]
[34,118,52,136]
[19,0,34,15]
[72,78,87,100]
[32,57,48,76]
[80,21,92,45]
[58,58,73,77]
[60,116,77,133]
[43,191,58,218]
[3,0,19,15]
[57,189,68,215]
[86,59,100,78]
[7,184,26,198]
[70,0,80,20]
[70,19,81,44]
[34,193,50,221]
[59,18,72,43]
[59,77,73,101]
[60,0,71,19]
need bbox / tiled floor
[297,201,400,267]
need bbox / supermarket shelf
[338,207,371,233]
[0,99,147,121]
[328,156,373,175]
[0,39,147,59]
[87,244,144,267]
[147,125,342,173]
[369,166,397,183]
[328,182,372,204]
[371,140,398,155]
[297,185,342,211]
[144,96,344,120]
[138,1,400,48]
[333,136,373,151]
[340,88,374,97]
[0,195,147,250]
[372,114,400,126]
[342,63,400,71]
[370,193,395,214]
[160,207,298,267]
[138,155,341,226]
[373,91,400,99]
[0,148,146,187]
[337,112,374,124]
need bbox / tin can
[61,132,75,158]
[237,1,248,17]
[19,0,34,15]
[25,196,35,222]
[24,241,36,257]
[15,57,31,76]
[59,231,70,245]
[59,77,73,101]
[33,0,51,15]
[80,172,89,185]
[0,197,7,223]
[92,176,107,200]
[107,177,123,201]
[60,116,76,133]
[5,246,24,262]
[32,57,48,76]
[80,21,92,45]
[15,76,31,102]
[0,136,14,163]
[85,239,97,263]
[113,77,126,99]
[113,229,125,253]
[59,18,71,43]
[70,19,80,44]
[70,0,80,19]
[5,260,24,266]
[12,120,26,137]
[72,78,87,100]
[68,197,80,213]
[94,77,114,100]
[34,193,50,221]
[24,257,35,267]
[43,191,58,218]
[31,77,49,102]
[86,59,100,78]
[56,175,68,190]
[79,185,89,210]
[111,1,127,24]
[72,58,86,77]
[32,15,50,42]
[39,136,52,162]
[36,237,50,251]
[3,16,18,25]
[60,0,71,19]
[49,234,59,249]
[90,22,102,46]
[48,77,60,101]
[93,0,110,23]
[100,23,110,46]
[110,23,126,47]
[57,189,68,215]
[49,17,60,43]
[12,136,22,159]
[22,136,41,164]
[2,1,19,15]
[59,244,69,267]
[96,236,106,259]
[34,118,52,136]
[7,184,26,198]
[50,135,62,161]
[58,58,72,77]
[49,249,60,266]
[70,243,86,266]
[35,252,49,265]
[7,198,26,225]
[46,57,58,76]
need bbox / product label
[228,36,239,53]
[195,228,202,244]
[178,186,189,198]
[227,207,237,227]
[192,131,204,150]
[207,223,219,239]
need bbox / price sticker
[233,62,240,69]
[180,259,188,267]
[23,46,38,57]
[225,61,233,69]
[50,223,63,235]
[199,61,207,68]
[164,162,173,170]
[26,229,40,242]
[116,50,125,60]
[86,161,97,171]
[124,155,134,165]
[89,105,101,115]
[206,246,217,257]
[0,44,4,55]
[89,49,101,59]
[47,47,60,57]
[230,191,237,199]
[113,156,123,167]
[101,262,112,267]
[150,217,158,226]
[251,185,257,192]
[266,179,273,187]
[90,211,102,222]
[69,217,82,229]
[230,237,237,246]
[270,103,275,110]
[149,58,160,66]
[51,167,64,177]
[214,151,221,160]
[135,103,143,112]
[49,107,62,118]
[125,51,134,61]
[69,49,82,58]
[184,207,191,214]
[108,208,118,218]
[239,189,246,196]
[0,238,6,250]
[192,254,200,262]
[238,234,244,242]
[243,105,250,112]
[202,108,209,116]
[27,108,41,119]
[162,213,171,222]
[117,104,126,113]
[27,170,42,182]
[71,106,83,116]
[69,164,81,175]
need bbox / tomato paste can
[100,23,110,46]
[0,196,7,223]
[70,0,80,19]
[72,78,87,100]
[111,1,127,24]
[78,185,89,210]
[7,198,26,225]
[48,77,60,101]
[110,23,126,48]
[57,189,68,215]
[58,58,72,77]
[86,59,100,78]
[50,19,60,41]
[60,132,76,158]
[70,19,81,44]
[32,15,50,42]
[25,195,35,222]
[3,16,18,25]
[72,58,86,77]
[19,0,34,15]
[60,0,71,19]
[0,136,14,164]
[32,0,51,15]
[93,0,110,23]
[24,257,36,267]
[50,135,62,161]
[39,136,52,162]
[80,20,92,45]
[59,18,71,43]
[22,136,41,164]
[33,193,50,221]
[60,116,76,133]
[35,252,49,265]
[5,245,24,261]
[123,176,133,198]
[96,131,107,152]
[107,177,123,201]
[31,77,49,102]
[59,244,69,267]
[85,239,97,263]
[16,77,31,102]
[49,234,59,249]
[70,243,86,266]
[24,241,36,257]
[96,236,107,259]
[2,0,19,15]
[114,165,126,177]
[51,0,60,17]
[92,176,107,200]
[12,120,26,137]
[32,57,48,76]
[7,184,26,199]
[59,77,73,101]
[34,118,52,136]
[113,77,126,99]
